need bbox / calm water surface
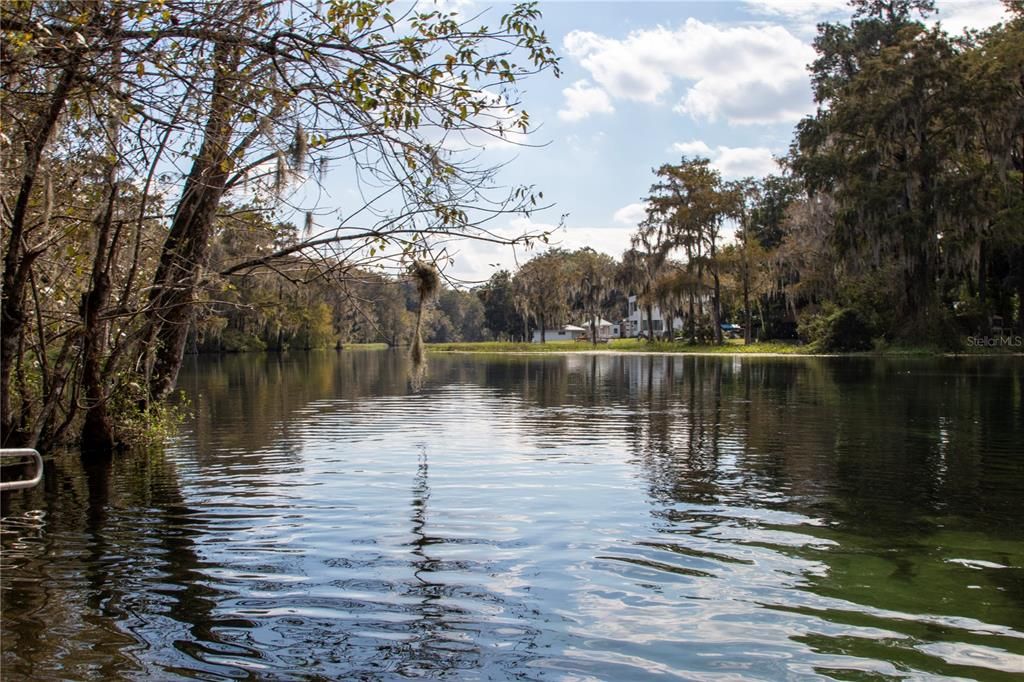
[2,351,1023,680]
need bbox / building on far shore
[625,295,684,338]
[580,318,618,341]
[532,319,626,343]
[531,324,586,343]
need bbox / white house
[531,324,586,343]
[626,295,685,338]
[580,318,616,341]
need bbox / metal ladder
[0,449,44,491]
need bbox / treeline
[593,0,1023,351]
[194,208,492,351]
[115,0,1024,358]
[198,225,625,349]
[774,0,1024,349]
[479,0,1024,351]
[0,0,557,453]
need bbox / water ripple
[3,352,1022,680]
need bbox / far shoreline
[424,339,1024,359]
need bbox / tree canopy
[1,0,559,452]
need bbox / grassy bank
[427,339,806,354]
[426,339,1023,356]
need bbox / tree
[477,270,523,341]
[1,0,559,452]
[513,250,571,342]
[431,288,486,342]
[567,248,616,346]
[789,0,1023,340]
[641,157,740,344]
[618,244,663,342]
[730,178,773,344]
[649,261,696,341]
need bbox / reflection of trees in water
[614,356,1024,640]
[594,355,1024,535]
[1,451,239,680]
[176,349,421,482]
[373,447,543,678]
[400,448,470,676]
[459,353,1024,534]
[178,350,1023,531]
[3,352,1022,678]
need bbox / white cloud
[612,202,649,226]
[555,225,635,259]
[677,75,813,125]
[671,140,780,179]
[713,146,780,179]
[431,0,476,14]
[743,0,847,23]
[558,80,615,122]
[562,19,816,125]
[670,140,713,157]
[934,0,1009,33]
[745,0,1008,34]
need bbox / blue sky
[372,1,1013,282]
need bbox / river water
[2,351,1022,680]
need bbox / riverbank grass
[428,339,805,354]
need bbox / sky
[345,0,1013,284]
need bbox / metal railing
[0,448,44,491]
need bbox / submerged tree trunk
[81,20,123,455]
[80,183,119,454]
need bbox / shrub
[821,308,874,352]
[110,384,190,449]
[797,306,831,346]
[220,328,267,352]
[799,306,874,352]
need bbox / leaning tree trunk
[143,42,240,404]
